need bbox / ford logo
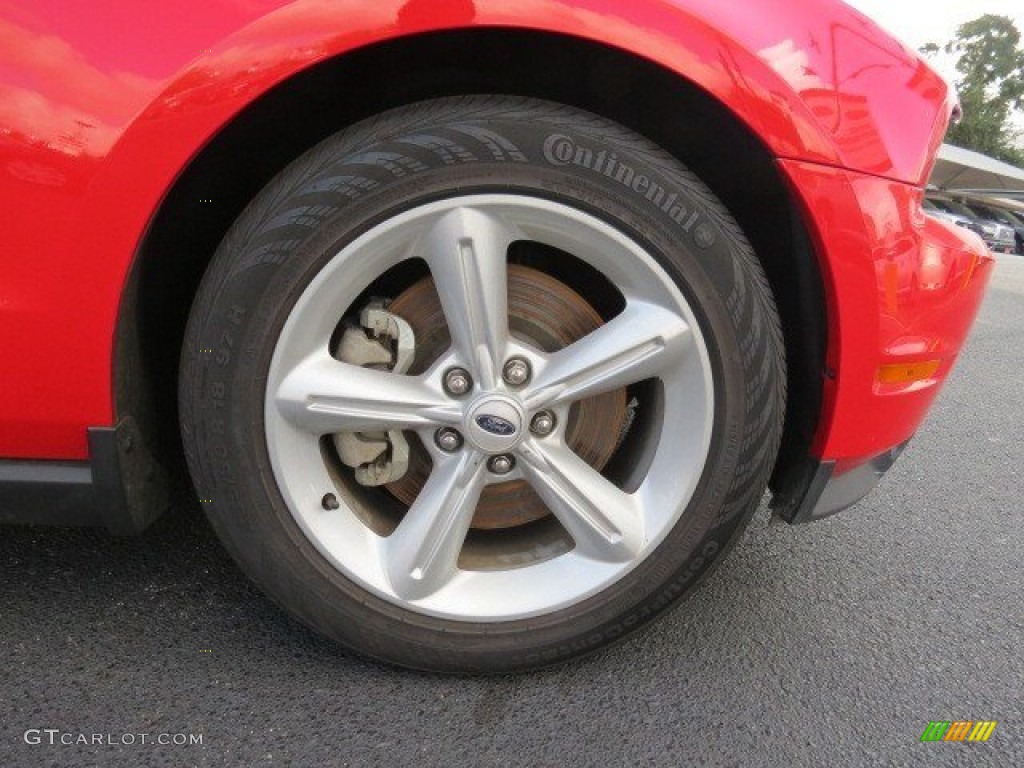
[475,415,517,436]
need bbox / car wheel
[179,96,785,672]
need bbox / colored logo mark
[475,415,517,436]
[920,721,997,742]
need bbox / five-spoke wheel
[265,196,714,619]
[180,97,784,671]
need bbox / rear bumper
[776,160,993,519]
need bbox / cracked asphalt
[2,257,1022,767]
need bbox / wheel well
[119,28,826,501]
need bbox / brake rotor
[386,264,627,529]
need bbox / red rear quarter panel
[779,160,993,462]
[0,0,955,459]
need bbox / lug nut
[487,454,515,475]
[443,367,472,396]
[321,493,340,511]
[530,411,556,436]
[435,427,463,453]
[502,357,531,387]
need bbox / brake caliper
[334,300,414,486]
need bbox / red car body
[0,0,992,528]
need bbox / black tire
[179,96,785,673]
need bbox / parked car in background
[922,197,985,238]
[927,196,1015,253]
[0,0,994,673]
[959,201,1024,255]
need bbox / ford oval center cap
[465,396,526,453]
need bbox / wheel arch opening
[117,27,826,506]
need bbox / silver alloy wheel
[264,194,715,621]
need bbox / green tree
[921,14,1024,167]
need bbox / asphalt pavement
[2,257,1022,768]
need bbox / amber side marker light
[877,360,941,384]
